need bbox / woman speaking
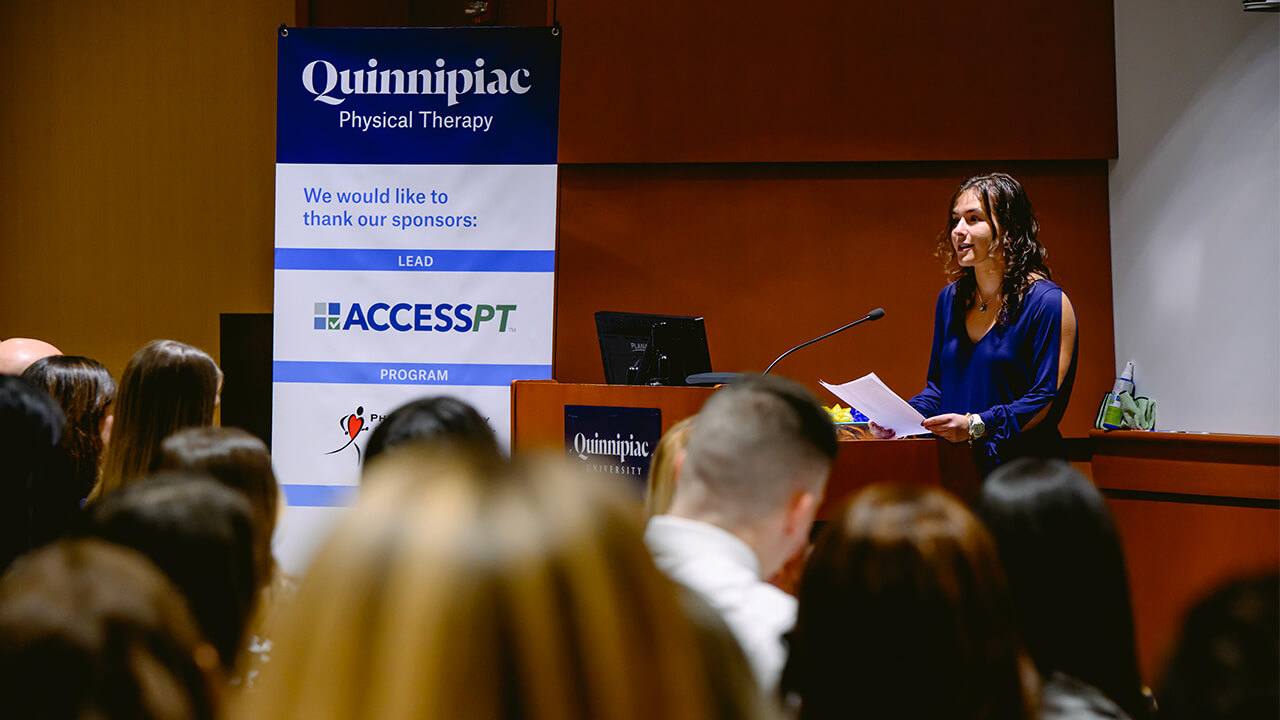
[876,173,1077,472]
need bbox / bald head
[0,339,61,376]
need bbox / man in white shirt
[644,374,836,692]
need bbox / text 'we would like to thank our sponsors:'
[301,186,477,230]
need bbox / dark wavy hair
[22,355,116,502]
[936,173,1051,325]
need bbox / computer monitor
[594,311,713,386]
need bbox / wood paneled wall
[0,1,293,379]
[557,1,1117,163]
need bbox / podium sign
[564,404,662,490]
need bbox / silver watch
[967,413,986,441]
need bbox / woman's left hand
[922,413,970,443]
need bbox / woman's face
[950,190,1002,270]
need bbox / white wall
[1110,2,1280,434]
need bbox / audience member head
[158,427,279,585]
[22,355,117,501]
[645,415,696,518]
[1159,573,1279,720]
[669,374,837,578]
[83,473,257,670]
[975,458,1146,717]
[0,375,67,572]
[782,484,1036,720]
[0,337,61,376]
[362,394,502,473]
[0,539,220,720]
[241,451,740,720]
[91,340,221,503]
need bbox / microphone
[684,308,885,386]
[762,308,885,375]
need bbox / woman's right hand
[868,421,896,439]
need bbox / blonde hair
[90,340,220,504]
[644,415,696,518]
[240,451,752,720]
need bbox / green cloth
[1094,391,1156,430]
[1118,391,1156,430]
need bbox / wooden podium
[511,380,981,519]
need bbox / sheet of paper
[819,373,929,437]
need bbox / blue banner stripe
[275,248,555,272]
[274,361,552,386]
[283,484,357,508]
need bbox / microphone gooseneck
[762,308,885,375]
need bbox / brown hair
[84,473,258,671]
[782,484,1037,720]
[22,355,116,501]
[645,415,696,518]
[935,173,1051,325]
[158,426,279,585]
[240,451,744,720]
[90,340,220,503]
[0,539,220,720]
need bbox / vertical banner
[272,27,560,570]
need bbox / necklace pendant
[980,302,988,312]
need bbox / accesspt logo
[313,301,516,333]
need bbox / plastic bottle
[1102,361,1136,430]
